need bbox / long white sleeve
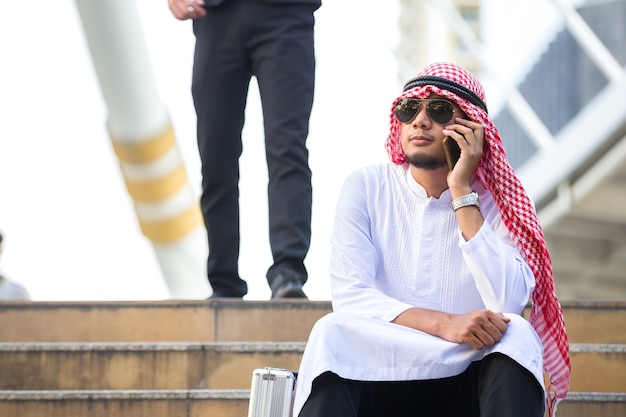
[459,221,535,313]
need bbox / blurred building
[397,0,481,84]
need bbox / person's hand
[168,0,206,21]
[443,118,484,191]
[441,309,510,350]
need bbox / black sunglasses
[394,98,457,125]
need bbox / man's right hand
[168,0,207,21]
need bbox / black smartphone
[443,136,461,170]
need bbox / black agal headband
[402,75,488,114]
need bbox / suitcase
[247,367,298,417]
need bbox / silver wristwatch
[451,191,481,211]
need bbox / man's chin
[404,154,447,171]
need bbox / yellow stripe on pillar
[139,204,203,243]
[124,164,189,203]
[111,125,176,164]
[108,124,202,243]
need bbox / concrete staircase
[0,299,624,416]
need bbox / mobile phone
[443,136,461,170]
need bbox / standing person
[293,63,570,417]
[168,0,321,299]
[0,232,30,301]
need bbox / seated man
[293,63,570,417]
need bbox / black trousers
[191,0,317,296]
[298,353,545,417]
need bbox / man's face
[399,94,466,170]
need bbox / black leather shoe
[270,271,308,299]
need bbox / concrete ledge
[0,340,620,353]
[0,389,250,401]
[566,392,626,402]
[0,341,307,353]
[558,392,626,417]
[2,389,624,402]
[570,344,626,353]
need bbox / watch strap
[451,191,480,211]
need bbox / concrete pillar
[74,0,210,298]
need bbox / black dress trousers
[191,0,320,296]
[298,353,545,417]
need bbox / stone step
[569,344,626,393]
[1,299,624,417]
[546,300,626,344]
[0,390,249,417]
[0,390,624,417]
[0,342,624,393]
[0,300,331,343]
[0,342,305,391]
[556,392,626,417]
[1,299,624,343]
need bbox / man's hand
[393,308,510,350]
[441,309,510,350]
[168,0,207,21]
[444,118,485,192]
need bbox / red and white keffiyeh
[385,62,570,416]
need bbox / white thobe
[293,163,544,416]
